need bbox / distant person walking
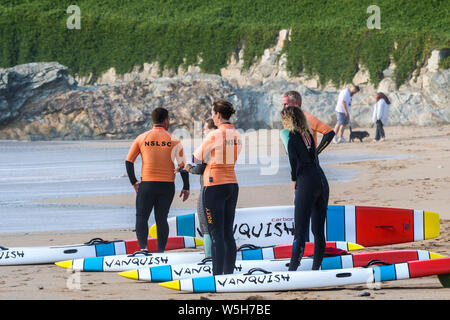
[193,100,242,275]
[333,85,360,143]
[280,106,329,271]
[282,91,335,154]
[125,107,190,253]
[179,119,217,259]
[372,92,391,142]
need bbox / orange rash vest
[126,126,186,182]
[193,123,242,187]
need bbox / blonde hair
[281,106,311,136]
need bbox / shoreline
[0,124,449,300]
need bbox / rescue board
[120,250,443,282]
[0,236,202,266]
[150,205,440,247]
[160,257,450,293]
[55,241,361,272]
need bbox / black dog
[349,126,370,142]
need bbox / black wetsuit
[125,161,189,252]
[203,183,239,275]
[187,162,209,236]
[281,129,329,271]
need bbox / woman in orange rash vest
[192,100,242,275]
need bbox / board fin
[438,273,450,288]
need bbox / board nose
[118,270,139,280]
[159,280,180,291]
[149,224,157,238]
[55,260,73,269]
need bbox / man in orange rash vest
[125,107,190,253]
[282,91,335,155]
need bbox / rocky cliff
[0,32,449,140]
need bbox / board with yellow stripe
[120,250,443,282]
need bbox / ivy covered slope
[0,0,448,87]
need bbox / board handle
[363,259,392,268]
[244,268,272,275]
[375,225,395,231]
[84,238,111,245]
[237,244,261,251]
[127,250,153,257]
[198,258,213,265]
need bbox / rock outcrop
[0,74,234,140]
[0,62,77,126]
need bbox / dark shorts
[336,112,350,125]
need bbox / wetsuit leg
[204,185,225,275]
[223,184,238,274]
[135,182,175,252]
[289,182,316,271]
[310,179,329,270]
[135,182,156,250]
[153,182,175,252]
[204,184,239,275]
[197,186,209,236]
[197,186,212,258]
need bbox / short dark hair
[151,107,169,124]
[282,91,302,104]
[212,100,235,120]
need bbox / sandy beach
[1,124,449,301]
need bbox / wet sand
[0,124,449,300]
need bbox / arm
[172,140,190,201]
[376,100,383,121]
[125,161,138,186]
[188,163,207,175]
[303,111,334,155]
[125,138,141,193]
[316,130,335,155]
[280,129,297,190]
[180,170,190,191]
[193,131,215,163]
[287,139,298,191]
[342,100,349,117]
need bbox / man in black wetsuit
[125,108,190,253]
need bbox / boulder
[0,62,77,126]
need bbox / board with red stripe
[153,205,440,247]
[160,257,450,293]
[236,241,361,260]
[123,236,201,254]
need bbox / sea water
[0,140,407,233]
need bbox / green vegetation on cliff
[0,0,449,86]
